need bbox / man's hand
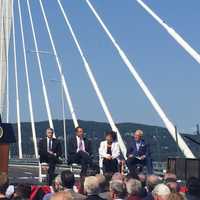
[140,155,146,160]
[48,151,56,156]
[48,150,53,154]
[128,154,134,158]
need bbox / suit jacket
[99,140,120,168]
[127,139,149,158]
[38,137,62,163]
[67,135,92,162]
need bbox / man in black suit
[126,129,152,174]
[39,128,62,185]
[67,127,93,177]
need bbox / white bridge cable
[4,3,9,123]
[12,1,22,158]
[57,0,127,158]
[85,0,195,158]
[17,0,38,158]
[38,0,79,128]
[136,0,200,65]
[0,0,5,116]
[26,0,54,129]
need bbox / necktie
[79,139,84,151]
[48,139,52,151]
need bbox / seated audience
[109,180,127,200]
[84,176,104,200]
[99,131,120,174]
[61,170,86,199]
[152,183,171,200]
[126,178,142,200]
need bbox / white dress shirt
[136,141,141,151]
[47,138,52,152]
[76,136,85,152]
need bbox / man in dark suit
[67,127,93,177]
[126,129,152,174]
[39,128,62,185]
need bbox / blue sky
[8,0,200,133]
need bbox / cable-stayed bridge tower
[0,0,13,119]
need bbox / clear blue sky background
[8,0,200,133]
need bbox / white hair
[126,178,142,195]
[110,180,127,199]
[84,176,100,195]
[152,183,171,200]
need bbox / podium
[0,122,16,174]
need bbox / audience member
[126,178,142,200]
[61,170,86,199]
[152,183,171,200]
[165,178,179,193]
[43,175,63,200]
[110,180,127,200]
[84,176,103,200]
[96,174,111,200]
[144,175,161,200]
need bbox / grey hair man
[110,180,127,200]
[84,176,103,200]
[152,183,171,200]
[126,178,142,198]
[96,174,111,200]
